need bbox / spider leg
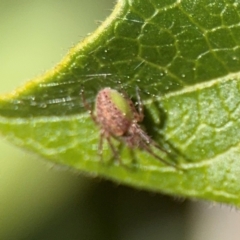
[137,127,169,154]
[150,139,170,155]
[137,127,153,145]
[135,86,144,121]
[141,141,178,169]
[98,130,105,162]
[80,88,97,123]
[106,135,120,163]
[99,130,120,163]
[136,127,179,169]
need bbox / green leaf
[1,0,240,206]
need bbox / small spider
[81,87,177,168]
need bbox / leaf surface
[1,0,240,206]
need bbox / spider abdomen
[95,88,136,136]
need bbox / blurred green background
[1,1,240,239]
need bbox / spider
[81,87,177,168]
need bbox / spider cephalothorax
[82,87,176,167]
